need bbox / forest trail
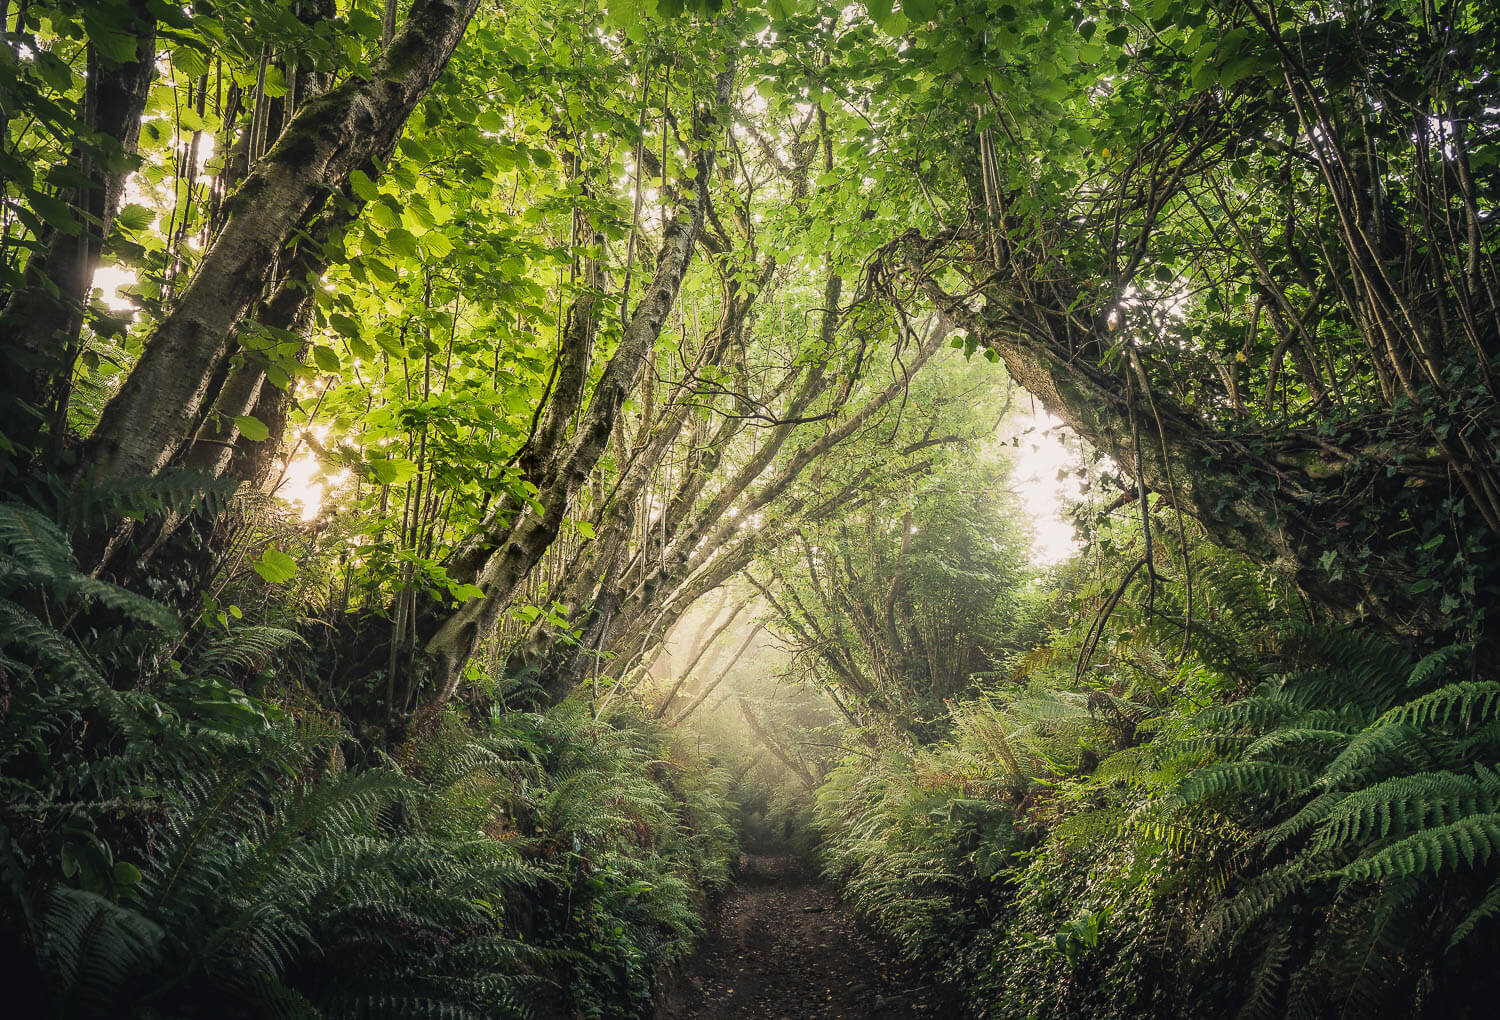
[655,854,959,1020]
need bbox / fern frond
[1405,644,1472,691]
[193,625,308,676]
[0,501,72,577]
[1341,813,1500,883]
[1314,769,1500,852]
[1237,927,1291,1020]
[65,574,181,633]
[1317,721,1422,790]
[40,887,164,1011]
[65,469,233,532]
[1377,682,1500,732]
[1171,761,1314,808]
[1448,877,1500,949]
[1264,790,1342,851]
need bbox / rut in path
[655,854,960,1020]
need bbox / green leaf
[116,203,154,232]
[235,415,271,442]
[261,66,288,99]
[350,169,381,203]
[450,582,485,603]
[371,458,418,484]
[399,136,433,163]
[369,201,400,230]
[385,227,421,259]
[312,345,341,373]
[902,0,936,22]
[253,547,298,584]
[179,105,210,134]
[31,194,81,236]
[366,257,399,284]
[172,46,209,78]
[90,30,141,65]
[33,51,75,92]
[329,312,361,338]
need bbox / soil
[654,853,963,1020]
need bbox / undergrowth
[0,500,736,1018]
[816,552,1500,1018]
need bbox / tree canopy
[2,0,1498,1015]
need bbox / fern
[192,625,308,676]
[1171,760,1314,807]
[1238,927,1291,1020]
[39,887,164,1014]
[1314,768,1500,851]
[1378,681,1500,731]
[1448,877,1500,949]
[1316,721,1426,789]
[58,468,233,535]
[1340,814,1500,883]
[0,500,72,577]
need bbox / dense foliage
[814,545,1500,1017]
[2,0,1497,1015]
[0,499,735,1017]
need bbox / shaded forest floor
[655,854,963,1019]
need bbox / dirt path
[655,854,960,1020]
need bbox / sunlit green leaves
[384,226,421,260]
[171,45,210,78]
[312,346,341,373]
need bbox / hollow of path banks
[655,854,964,1019]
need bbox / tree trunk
[655,595,752,720]
[738,697,817,791]
[893,233,1440,637]
[423,67,738,707]
[84,0,483,482]
[0,2,156,460]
